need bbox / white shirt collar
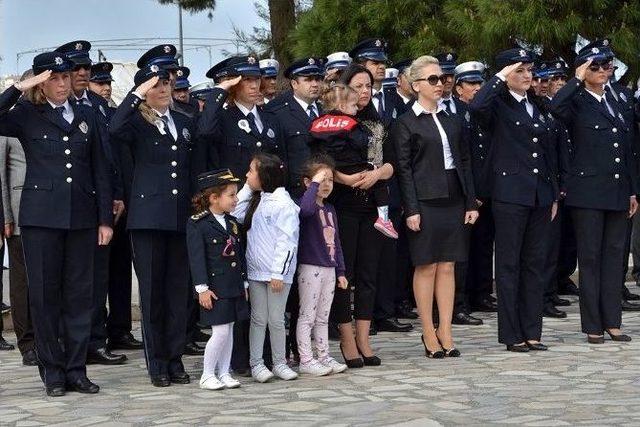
[397,90,411,104]
[292,95,317,114]
[235,101,259,118]
[47,99,72,112]
[412,100,444,116]
[152,108,172,120]
[74,90,89,102]
[585,89,605,103]
[509,90,528,104]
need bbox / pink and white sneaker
[374,218,399,239]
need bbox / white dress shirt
[152,108,178,139]
[74,90,92,107]
[440,95,457,114]
[509,90,534,118]
[293,95,318,118]
[412,101,455,170]
[47,99,74,124]
[585,89,615,117]
[372,88,385,113]
[235,101,264,133]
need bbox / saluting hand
[629,196,638,218]
[406,214,421,232]
[136,76,159,97]
[15,70,51,91]
[199,289,218,310]
[575,59,593,81]
[498,62,523,78]
[98,225,113,246]
[218,76,243,91]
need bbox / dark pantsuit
[572,208,627,334]
[107,217,133,339]
[89,244,110,350]
[544,206,562,305]
[7,236,34,354]
[467,202,495,305]
[331,210,384,323]
[395,214,414,306]
[186,291,199,342]
[130,230,189,377]
[493,201,552,345]
[22,226,96,387]
[557,203,577,281]
[374,209,400,321]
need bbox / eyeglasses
[550,75,566,82]
[414,75,447,86]
[589,62,613,72]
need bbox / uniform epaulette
[190,210,209,221]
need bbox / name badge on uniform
[182,128,191,141]
[266,128,275,138]
[155,119,167,135]
[620,92,627,103]
[79,121,88,134]
[99,104,106,117]
[238,119,250,133]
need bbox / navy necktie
[247,112,261,135]
[600,98,614,118]
[520,98,532,118]
[307,104,318,120]
[374,92,384,116]
[442,99,451,113]
[55,106,65,117]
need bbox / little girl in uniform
[186,169,249,390]
[296,154,349,376]
[233,153,301,383]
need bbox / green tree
[290,0,640,79]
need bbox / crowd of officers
[0,35,639,396]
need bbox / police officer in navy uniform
[110,64,195,386]
[259,59,280,105]
[451,61,495,326]
[197,56,282,178]
[265,57,323,197]
[470,48,558,352]
[551,41,638,343]
[55,41,128,365]
[138,44,181,89]
[189,81,215,112]
[324,51,352,83]
[89,62,116,107]
[0,52,113,396]
[173,66,199,118]
[435,52,461,116]
[389,59,414,114]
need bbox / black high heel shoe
[421,335,444,359]
[340,343,364,368]
[356,345,381,366]
[605,329,632,342]
[435,330,460,357]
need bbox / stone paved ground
[3,287,640,426]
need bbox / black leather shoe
[66,377,100,394]
[87,347,127,365]
[108,333,143,350]
[587,335,605,344]
[550,294,571,307]
[22,349,39,366]
[557,278,579,295]
[506,344,529,352]
[356,345,381,366]
[0,336,15,351]
[183,342,205,356]
[543,305,567,318]
[452,312,483,326]
[376,318,413,332]
[151,375,171,387]
[472,297,497,312]
[170,371,191,384]
[606,330,632,342]
[623,286,640,301]
[622,299,640,311]
[525,341,548,351]
[194,330,211,342]
[340,343,364,368]
[46,384,66,397]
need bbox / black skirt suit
[392,103,477,266]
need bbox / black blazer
[109,92,195,232]
[469,75,558,207]
[392,105,477,217]
[550,77,638,211]
[197,88,282,178]
[0,86,112,230]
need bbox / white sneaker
[251,364,274,383]
[320,357,348,374]
[199,374,225,390]
[299,359,332,376]
[219,373,241,389]
[272,363,299,380]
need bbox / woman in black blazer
[393,55,478,358]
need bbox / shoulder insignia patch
[191,211,209,221]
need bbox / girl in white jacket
[233,153,300,383]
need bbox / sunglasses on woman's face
[415,74,447,86]
[589,62,613,72]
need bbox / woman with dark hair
[470,48,558,352]
[310,63,395,367]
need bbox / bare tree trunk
[268,0,296,89]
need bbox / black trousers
[557,202,577,281]
[7,236,35,354]
[89,244,110,350]
[330,210,384,323]
[572,208,627,334]
[544,205,562,305]
[22,226,95,387]
[493,201,552,345]
[107,217,133,339]
[395,213,414,306]
[374,209,400,321]
[130,230,189,377]
[0,244,4,332]
[186,290,200,342]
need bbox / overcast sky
[0,0,262,81]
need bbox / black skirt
[407,170,470,266]
[200,295,249,326]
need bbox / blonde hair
[407,55,440,85]
[139,102,159,125]
[21,69,47,105]
[321,82,358,112]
